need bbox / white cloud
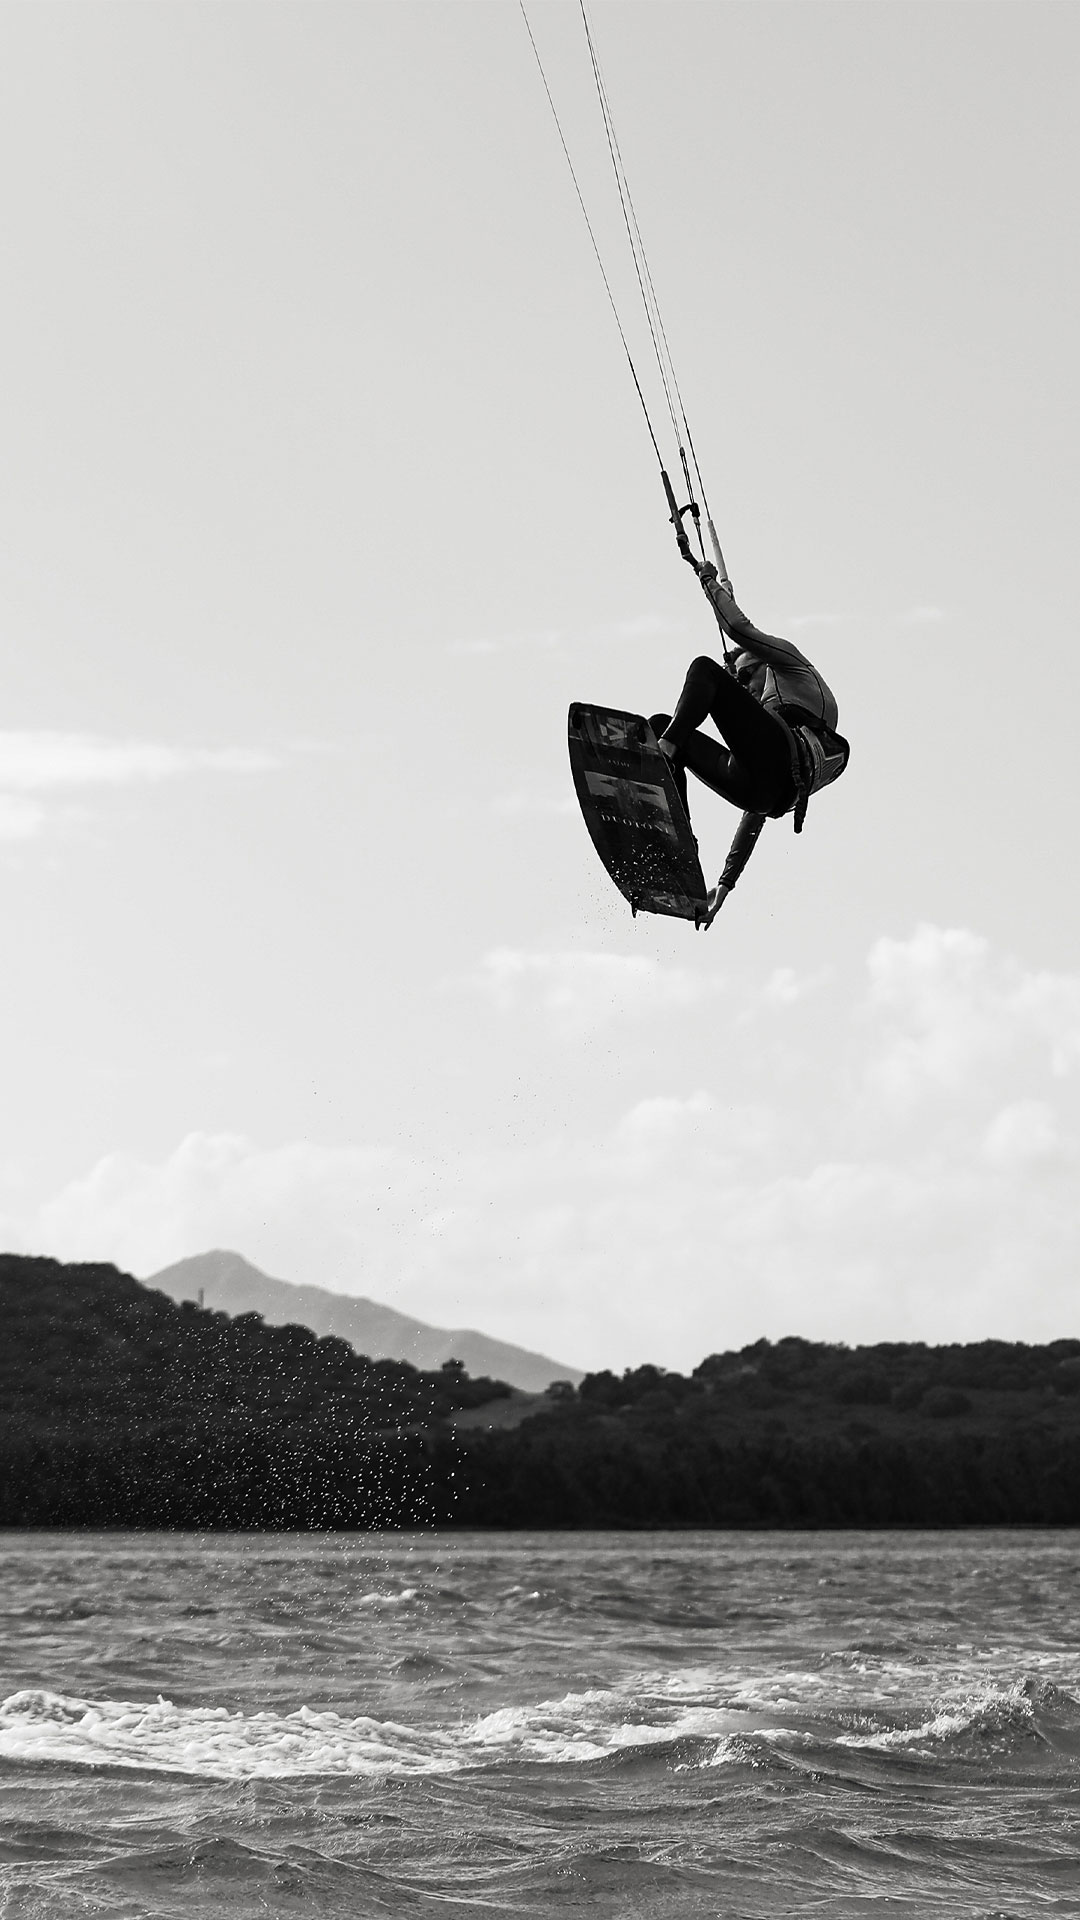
[19,925,1080,1373]
[38,1132,415,1292]
[786,612,846,632]
[614,1092,714,1143]
[768,606,946,636]
[865,925,1080,1103]
[983,1100,1062,1166]
[0,795,47,842]
[757,965,831,1008]
[471,947,725,1032]
[897,605,947,625]
[0,732,278,790]
[0,731,280,842]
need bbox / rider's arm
[719,810,767,891]
[699,571,812,673]
[703,809,766,929]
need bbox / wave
[0,1684,795,1782]
[0,1688,462,1780]
[838,1676,1080,1757]
[5,1663,1078,1784]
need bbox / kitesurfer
[650,552,849,925]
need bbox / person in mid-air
[650,541,849,926]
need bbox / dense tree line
[3,1257,1080,1527]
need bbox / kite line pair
[518,0,731,602]
[523,3,850,929]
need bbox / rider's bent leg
[660,656,794,815]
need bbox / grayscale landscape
[2,3,1077,1915]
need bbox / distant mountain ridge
[145,1250,582,1392]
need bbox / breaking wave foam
[0,1686,770,1781]
[6,1665,1076,1783]
[838,1676,1080,1755]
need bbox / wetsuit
[651,575,848,825]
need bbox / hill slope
[146,1249,582,1391]
[0,1252,508,1528]
[0,1253,509,1443]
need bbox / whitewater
[2,1530,1079,1916]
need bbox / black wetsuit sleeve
[700,575,813,672]
[699,572,839,730]
[719,811,767,892]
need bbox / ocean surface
[2,1531,1079,1917]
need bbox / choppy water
[2,1531,1079,1917]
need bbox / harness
[775,716,851,834]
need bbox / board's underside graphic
[568,704,706,923]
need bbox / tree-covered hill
[0,1254,505,1524]
[4,1255,1080,1527]
[454,1337,1080,1527]
[0,1254,510,1441]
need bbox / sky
[1,0,1077,1375]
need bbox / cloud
[614,1092,714,1143]
[785,613,847,632]
[470,947,726,1031]
[983,1100,1062,1167]
[756,965,831,1008]
[865,925,1080,1102]
[18,925,1080,1373]
[0,732,278,789]
[0,795,47,842]
[0,731,279,840]
[897,605,947,625]
[37,1132,415,1294]
[781,606,947,636]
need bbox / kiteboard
[568,703,707,924]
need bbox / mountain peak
[145,1250,582,1392]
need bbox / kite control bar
[661,468,701,567]
[661,468,733,591]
